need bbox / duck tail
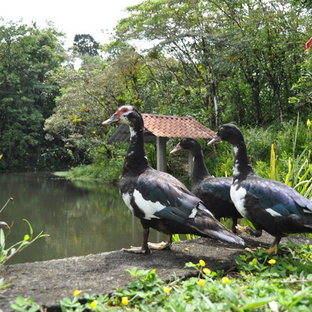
[191,214,245,247]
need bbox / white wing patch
[265,208,282,217]
[122,193,133,213]
[133,189,163,220]
[230,183,247,217]
[189,207,197,219]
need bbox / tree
[73,34,99,56]
[114,0,228,127]
[44,48,150,162]
[112,0,311,126]
[0,21,65,171]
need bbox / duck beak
[102,113,119,125]
[207,135,221,145]
[0,221,10,230]
[170,142,182,154]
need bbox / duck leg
[231,217,238,233]
[267,236,281,254]
[122,231,172,254]
[122,227,151,255]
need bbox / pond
[0,173,164,264]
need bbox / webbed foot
[267,237,281,254]
[122,246,151,255]
[235,225,262,237]
[148,241,171,250]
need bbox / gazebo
[108,113,216,172]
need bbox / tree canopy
[0,21,65,170]
[73,34,100,56]
[0,0,312,172]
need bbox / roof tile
[142,113,215,138]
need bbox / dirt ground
[1,232,312,311]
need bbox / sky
[1,0,142,48]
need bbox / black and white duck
[102,106,245,254]
[170,137,242,233]
[208,123,312,253]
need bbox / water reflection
[0,173,164,264]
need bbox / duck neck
[190,147,210,185]
[123,121,149,176]
[232,140,254,182]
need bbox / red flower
[305,38,312,52]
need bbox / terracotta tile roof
[142,113,215,139]
[108,113,215,143]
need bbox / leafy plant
[0,198,48,265]
[11,296,41,312]
[0,278,11,290]
[0,219,48,265]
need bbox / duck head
[208,123,243,146]
[102,105,141,126]
[170,137,199,154]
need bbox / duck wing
[240,176,312,216]
[199,177,233,203]
[135,168,244,246]
[136,168,213,221]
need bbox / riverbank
[1,233,312,311]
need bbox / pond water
[0,173,164,264]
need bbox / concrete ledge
[1,233,311,311]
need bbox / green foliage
[73,34,99,56]
[0,197,48,294]
[0,219,48,265]
[67,142,126,182]
[0,21,65,171]
[0,278,11,290]
[2,1,312,172]
[112,0,312,126]
[11,296,40,312]
[0,198,48,266]
[236,243,312,278]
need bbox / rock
[1,232,311,311]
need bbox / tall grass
[267,116,312,199]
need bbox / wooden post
[156,137,167,172]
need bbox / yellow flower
[198,279,206,287]
[203,268,211,275]
[268,259,277,265]
[121,297,129,306]
[309,254,312,260]
[222,276,230,284]
[73,289,82,297]
[90,300,98,309]
[163,286,172,293]
[199,259,206,267]
[307,119,311,128]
